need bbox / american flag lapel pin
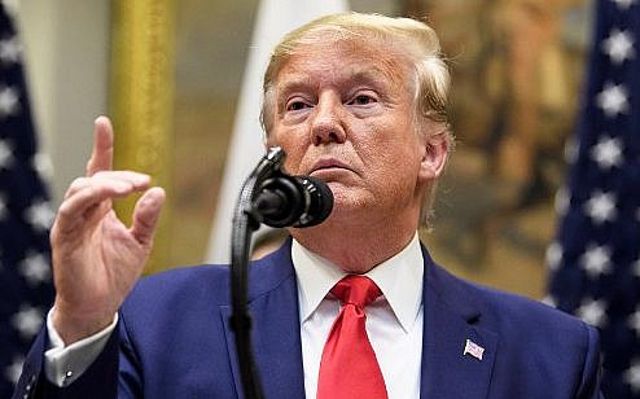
[463,339,485,361]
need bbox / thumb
[130,187,166,246]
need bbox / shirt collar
[291,232,424,332]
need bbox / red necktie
[317,275,388,399]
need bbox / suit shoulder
[124,264,231,313]
[430,262,595,342]
[124,246,293,312]
[138,263,229,290]
[429,265,602,396]
[477,283,589,332]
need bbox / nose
[310,93,346,146]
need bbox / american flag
[547,0,640,397]
[0,3,54,397]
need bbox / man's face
[267,37,437,225]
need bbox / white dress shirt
[45,234,425,398]
[292,234,424,399]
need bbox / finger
[82,200,113,230]
[86,116,114,176]
[55,180,141,234]
[92,171,150,188]
[130,187,166,246]
[64,177,90,200]
[64,172,150,200]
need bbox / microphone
[252,175,333,228]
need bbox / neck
[289,216,418,274]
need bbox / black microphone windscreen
[293,176,333,228]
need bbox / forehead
[274,37,414,93]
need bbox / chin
[324,190,372,221]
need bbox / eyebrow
[276,68,393,100]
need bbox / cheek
[357,119,420,168]
[356,130,423,199]
[270,129,309,174]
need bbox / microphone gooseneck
[229,147,333,399]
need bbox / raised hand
[51,116,166,344]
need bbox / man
[14,13,602,399]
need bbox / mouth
[309,158,353,176]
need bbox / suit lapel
[221,241,305,399]
[221,241,498,399]
[420,248,498,399]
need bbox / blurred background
[3,0,640,397]
[17,0,591,297]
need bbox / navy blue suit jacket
[14,240,603,398]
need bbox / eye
[348,94,377,106]
[286,100,310,111]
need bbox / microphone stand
[229,147,285,399]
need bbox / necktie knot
[331,275,381,309]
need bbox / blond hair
[260,12,454,225]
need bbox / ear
[418,127,450,183]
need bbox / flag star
[0,85,20,118]
[0,35,21,64]
[33,152,54,179]
[602,29,635,64]
[629,308,640,337]
[19,251,51,285]
[624,360,640,394]
[611,0,637,9]
[546,242,563,271]
[576,298,607,327]
[0,139,14,169]
[596,82,629,117]
[555,187,570,216]
[4,356,24,385]
[584,191,617,224]
[580,244,612,278]
[2,0,19,17]
[25,200,55,232]
[11,305,44,339]
[590,136,623,169]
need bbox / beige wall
[14,0,110,204]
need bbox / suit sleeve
[44,310,117,386]
[576,324,605,399]
[12,319,141,399]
